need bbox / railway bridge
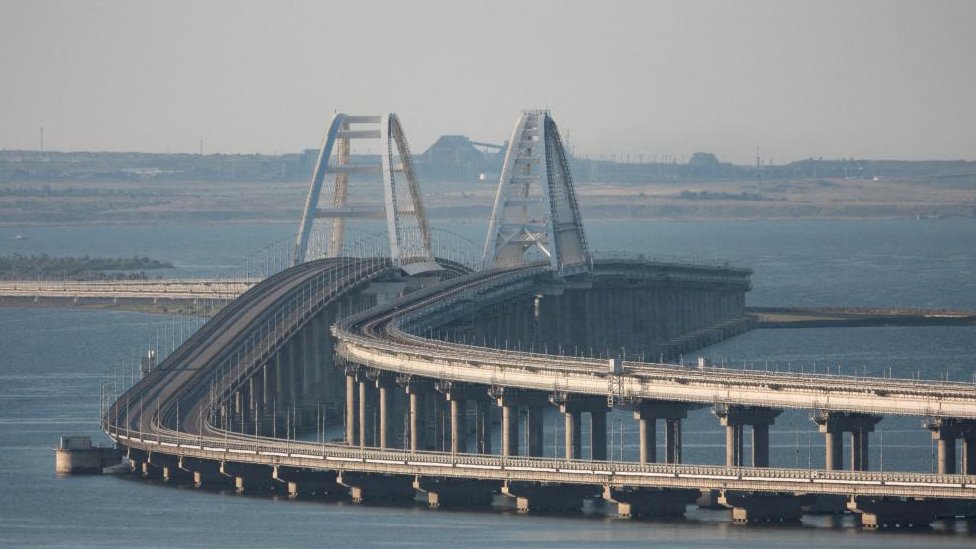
[102,111,976,530]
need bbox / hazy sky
[2,0,974,164]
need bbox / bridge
[0,279,251,303]
[102,110,976,530]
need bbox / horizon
[2,1,975,164]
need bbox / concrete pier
[925,418,976,475]
[719,491,809,524]
[54,436,120,474]
[495,389,549,457]
[714,406,781,467]
[848,496,943,529]
[633,401,694,464]
[178,456,231,488]
[603,486,699,519]
[272,466,337,497]
[404,380,434,452]
[501,481,599,514]
[553,395,609,461]
[376,374,396,448]
[220,462,277,493]
[413,477,499,508]
[814,412,881,471]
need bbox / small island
[0,254,174,281]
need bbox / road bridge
[102,254,976,529]
[101,110,976,530]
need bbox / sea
[1,218,975,548]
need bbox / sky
[1,0,974,164]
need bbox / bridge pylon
[482,110,591,277]
[294,113,435,271]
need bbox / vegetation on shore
[0,254,174,281]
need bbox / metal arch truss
[294,113,434,270]
[482,110,591,277]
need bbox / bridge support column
[633,400,694,464]
[665,419,681,464]
[636,412,656,464]
[475,400,492,454]
[403,380,434,452]
[814,412,881,471]
[495,389,549,457]
[825,430,843,470]
[450,399,467,454]
[714,406,781,467]
[440,382,488,454]
[526,406,544,457]
[564,410,581,460]
[965,438,976,475]
[358,377,376,447]
[603,486,699,519]
[376,374,396,449]
[553,395,609,461]
[345,368,359,446]
[337,472,414,504]
[924,418,976,475]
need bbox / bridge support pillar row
[633,401,692,464]
[715,406,780,468]
[815,412,881,471]
[925,419,976,475]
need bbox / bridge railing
[107,419,976,500]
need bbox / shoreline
[3,297,975,329]
[748,306,976,328]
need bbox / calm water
[1,219,975,547]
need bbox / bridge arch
[294,113,434,270]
